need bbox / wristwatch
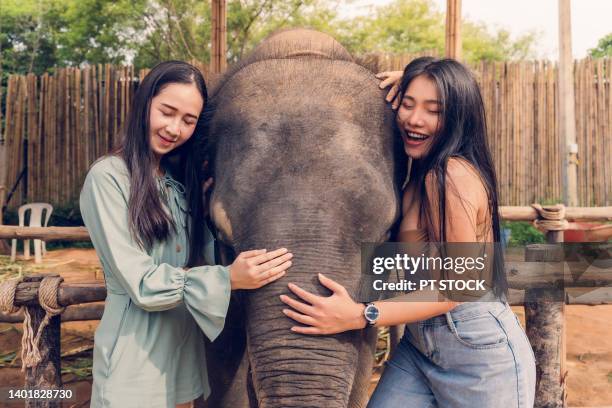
[363,302,380,327]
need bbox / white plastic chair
[10,203,53,264]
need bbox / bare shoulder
[424,157,487,207]
[447,157,482,186]
[448,158,487,201]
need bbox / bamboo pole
[600,58,608,205]
[607,58,612,205]
[17,77,27,206]
[75,68,84,199]
[0,185,5,224]
[513,63,519,204]
[445,0,462,60]
[51,73,59,204]
[558,0,578,207]
[535,62,543,201]
[104,65,111,154]
[211,0,227,74]
[67,68,74,204]
[65,68,72,205]
[26,74,37,203]
[94,64,101,161]
[0,44,4,215]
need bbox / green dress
[80,155,231,407]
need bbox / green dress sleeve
[79,159,231,341]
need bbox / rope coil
[531,203,570,232]
[0,275,65,371]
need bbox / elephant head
[205,28,404,408]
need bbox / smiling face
[149,82,204,160]
[396,74,442,159]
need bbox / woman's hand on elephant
[375,70,404,110]
[230,248,293,290]
[280,273,366,335]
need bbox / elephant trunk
[235,218,366,407]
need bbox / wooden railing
[1,205,610,408]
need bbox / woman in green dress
[80,61,293,408]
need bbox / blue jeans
[368,302,536,408]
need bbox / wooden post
[524,240,566,407]
[445,0,462,60]
[0,303,105,323]
[0,185,5,223]
[558,0,578,206]
[545,229,566,408]
[0,184,7,253]
[0,22,5,220]
[0,226,90,241]
[211,0,227,74]
[0,140,5,222]
[22,275,62,408]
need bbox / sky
[338,0,612,59]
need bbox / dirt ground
[1,248,611,407]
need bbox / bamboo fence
[1,57,610,209]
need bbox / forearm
[368,289,459,327]
[351,292,458,329]
[373,299,458,327]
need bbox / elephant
[202,28,406,408]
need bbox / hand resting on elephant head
[201,174,295,291]
[280,273,367,335]
[376,70,404,109]
[229,248,293,290]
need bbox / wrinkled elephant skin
[204,29,403,408]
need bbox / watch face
[365,304,379,322]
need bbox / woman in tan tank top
[281,57,536,407]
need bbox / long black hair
[116,60,208,265]
[395,57,507,298]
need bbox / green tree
[0,0,147,73]
[588,32,612,58]
[0,0,67,75]
[336,0,538,63]
[334,0,444,55]
[226,0,341,61]
[56,0,147,66]
[462,22,539,62]
[131,0,212,68]
[132,0,341,68]
[1,0,540,74]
